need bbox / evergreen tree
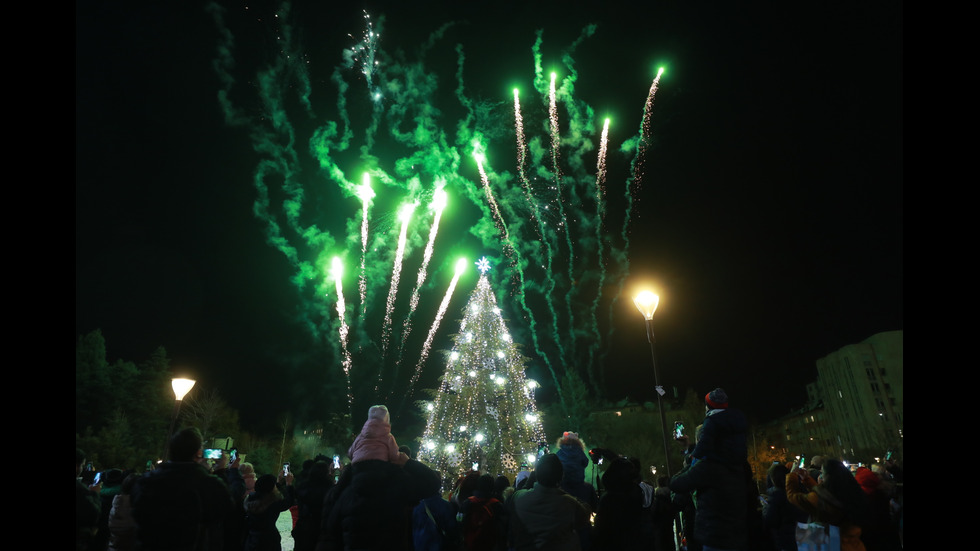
[417,259,547,488]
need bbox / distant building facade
[814,330,903,462]
[752,331,903,469]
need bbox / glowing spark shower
[331,256,353,409]
[209,5,667,417]
[396,185,448,368]
[407,257,469,398]
[381,201,416,359]
[358,174,374,314]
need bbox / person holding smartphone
[77,448,103,551]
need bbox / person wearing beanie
[347,404,410,465]
[690,387,748,467]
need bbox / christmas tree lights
[417,257,547,488]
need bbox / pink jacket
[348,418,407,464]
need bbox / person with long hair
[785,458,869,551]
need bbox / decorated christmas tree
[417,257,547,488]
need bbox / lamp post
[164,378,196,460]
[633,290,672,478]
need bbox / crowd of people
[76,395,903,551]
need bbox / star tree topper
[475,256,491,274]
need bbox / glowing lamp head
[171,378,196,401]
[475,433,485,443]
[633,291,660,321]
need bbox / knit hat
[705,388,729,409]
[854,466,880,495]
[368,404,390,423]
[255,474,277,496]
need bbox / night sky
[76,1,903,435]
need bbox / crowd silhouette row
[77,392,903,551]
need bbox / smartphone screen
[230,449,238,461]
[283,462,290,475]
[93,472,102,485]
[673,421,684,439]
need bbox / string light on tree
[417,256,546,488]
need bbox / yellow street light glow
[171,378,196,401]
[633,290,660,320]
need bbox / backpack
[413,495,459,551]
[462,496,502,551]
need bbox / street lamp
[164,378,196,460]
[633,290,672,478]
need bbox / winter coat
[108,493,138,551]
[691,407,748,466]
[244,485,294,551]
[132,461,236,551]
[347,418,407,464]
[292,473,334,551]
[593,458,645,551]
[507,483,592,551]
[318,458,441,551]
[669,458,747,550]
[785,473,866,551]
[556,444,590,491]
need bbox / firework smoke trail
[381,202,416,365]
[513,88,563,395]
[209,2,342,346]
[395,185,448,377]
[213,4,667,415]
[358,175,374,315]
[331,257,354,414]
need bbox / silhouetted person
[507,453,592,551]
[132,427,237,550]
[76,448,103,551]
